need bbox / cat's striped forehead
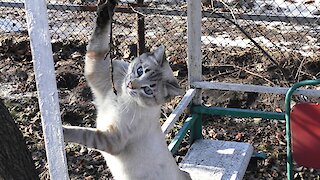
[132,57,163,81]
[146,69,162,81]
[138,52,162,66]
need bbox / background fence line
[2,2,319,24]
[1,0,319,83]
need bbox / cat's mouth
[126,82,138,97]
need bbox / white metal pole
[24,1,69,179]
[187,0,202,104]
[162,89,196,134]
[192,81,320,97]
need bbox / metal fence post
[137,0,145,55]
[24,0,69,179]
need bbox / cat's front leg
[63,125,127,155]
[84,0,117,102]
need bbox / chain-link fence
[1,0,319,85]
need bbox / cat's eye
[137,66,143,77]
[143,86,153,95]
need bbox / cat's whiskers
[119,97,131,114]
[120,63,128,76]
[139,105,142,121]
[129,107,137,127]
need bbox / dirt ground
[0,25,320,180]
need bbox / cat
[63,0,191,179]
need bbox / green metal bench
[163,80,320,179]
[165,89,284,180]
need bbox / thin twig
[215,0,236,21]
[102,48,117,95]
[213,64,276,86]
[299,71,317,79]
[110,59,118,95]
[109,21,117,95]
[294,56,306,80]
[129,5,146,16]
[204,69,238,80]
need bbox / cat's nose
[127,81,133,89]
[127,80,138,89]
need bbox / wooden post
[187,0,202,141]
[24,1,69,179]
[137,0,145,55]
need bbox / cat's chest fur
[95,91,160,133]
[95,92,182,180]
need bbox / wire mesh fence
[0,0,319,84]
[200,1,320,86]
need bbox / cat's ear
[153,45,165,65]
[164,79,184,100]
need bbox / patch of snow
[201,35,273,48]
[0,82,37,100]
[0,18,23,32]
[201,34,319,57]
[146,31,157,38]
[217,148,235,155]
[255,0,320,17]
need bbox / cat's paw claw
[96,0,117,26]
[97,0,117,14]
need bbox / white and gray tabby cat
[63,0,191,179]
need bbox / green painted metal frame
[192,106,285,120]
[285,79,320,180]
[168,114,200,154]
[169,96,286,155]
[169,80,320,179]
[169,102,285,155]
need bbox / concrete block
[180,139,253,180]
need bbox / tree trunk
[0,100,39,180]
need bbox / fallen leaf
[275,108,283,113]
[207,129,215,138]
[173,70,179,77]
[235,132,244,141]
[253,118,262,124]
